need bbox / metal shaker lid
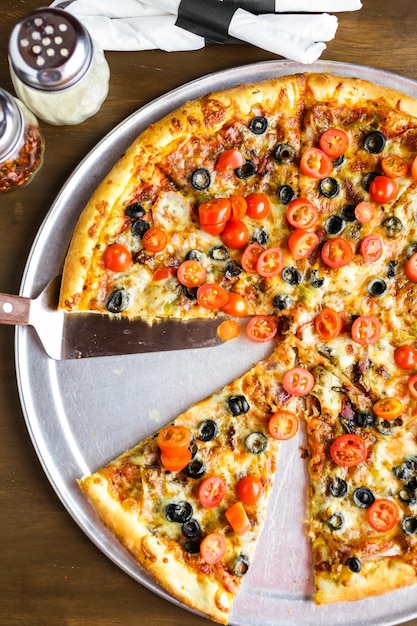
[8,8,93,91]
[0,89,23,162]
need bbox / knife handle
[0,293,31,326]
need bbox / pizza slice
[77,338,303,624]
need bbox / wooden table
[1,1,417,624]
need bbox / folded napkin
[50,0,360,62]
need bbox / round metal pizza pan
[15,59,417,626]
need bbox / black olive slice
[383,216,403,238]
[182,518,201,538]
[185,249,205,263]
[198,419,219,441]
[183,458,206,479]
[345,557,361,573]
[353,487,375,509]
[324,215,345,235]
[252,228,269,246]
[281,266,302,286]
[394,460,415,482]
[398,486,417,506]
[245,432,268,454]
[249,116,268,134]
[273,293,292,311]
[107,289,129,314]
[340,204,356,222]
[183,539,201,553]
[182,285,198,300]
[225,260,242,277]
[333,154,345,168]
[190,168,211,190]
[354,412,374,428]
[329,477,348,498]
[402,516,417,536]
[125,202,146,218]
[361,171,379,192]
[228,395,250,416]
[235,160,256,179]
[165,501,193,523]
[328,512,344,530]
[319,177,340,198]
[309,270,325,289]
[374,416,402,435]
[232,555,250,576]
[387,260,398,278]
[367,277,387,297]
[131,218,151,239]
[209,245,229,261]
[273,142,296,164]
[363,131,386,153]
[278,184,296,205]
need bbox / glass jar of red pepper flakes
[0,88,44,192]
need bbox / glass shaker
[8,7,110,126]
[0,88,44,192]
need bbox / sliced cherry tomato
[220,219,249,249]
[412,156,417,180]
[230,194,247,219]
[236,475,263,505]
[157,425,192,457]
[225,502,251,535]
[103,243,132,272]
[256,247,284,277]
[406,252,417,282]
[286,197,319,230]
[367,498,400,532]
[220,292,249,317]
[198,198,231,225]
[268,409,298,440]
[394,344,417,370]
[351,315,381,345]
[217,319,241,342]
[288,229,319,260]
[198,476,227,508]
[314,307,343,341]
[245,193,271,220]
[282,367,314,396]
[142,226,168,252]
[321,237,353,268]
[408,373,417,398]
[152,267,177,281]
[200,533,226,564]
[215,148,245,172]
[241,243,265,273]
[177,259,207,288]
[330,433,367,467]
[369,175,398,203]
[319,128,349,159]
[373,397,403,420]
[381,155,409,178]
[360,234,383,263]
[354,201,375,224]
[197,283,229,310]
[300,147,333,179]
[200,222,227,235]
[245,316,277,343]
[160,449,192,472]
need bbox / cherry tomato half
[268,409,299,440]
[104,243,132,272]
[245,193,271,220]
[197,283,229,310]
[236,475,263,505]
[177,259,207,288]
[351,315,381,345]
[373,397,403,420]
[360,235,383,263]
[319,128,349,159]
[256,247,284,277]
[354,201,375,224]
[394,344,417,370]
[412,155,417,180]
[288,229,319,260]
[200,533,226,564]
[142,226,168,252]
[245,316,277,343]
[321,237,353,268]
[369,175,398,203]
[300,147,333,179]
[225,502,251,535]
[367,498,400,532]
[220,219,249,249]
[406,252,417,282]
[152,267,177,281]
[221,292,249,317]
[408,373,417,398]
[217,319,241,342]
[381,155,408,179]
[241,243,264,273]
[286,197,319,230]
[198,476,227,508]
[282,368,315,396]
[314,307,343,341]
[330,433,367,467]
[157,425,192,457]
[215,148,245,172]
[198,197,231,226]
[160,450,192,472]
[230,194,247,219]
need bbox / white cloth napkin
[50,0,359,62]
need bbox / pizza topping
[367,277,387,297]
[160,450,192,472]
[198,198,231,230]
[220,293,248,318]
[352,487,375,509]
[245,316,277,343]
[328,512,344,531]
[227,395,250,416]
[165,501,193,523]
[300,147,333,179]
[225,502,251,535]
[286,197,319,230]
[345,557,362,573]
[200,533,226,564]
[394,344,417,370]
[281,266,302,286]
[190,167,211,190]
[360,235,383,262]
[273,293,292,310]
[248,115,268,134]
[373,397,403,420]
[382,215,403,238]
[381,155,409,178]
[282,367,315,396]
[245,432,268,454]
[197,419,219,441]
[197,283,229,310]
[329,477,348,498]
[321,237,353,268]
[369,175,398,203]
[245,193,270,220]
[406,252,417,282]
[407,373,417,398]
[183,458,206,479]
[309,270,325,289]
[230,194,247,219]
[354,201,375,224]
[278,184,296,204]
[220,219,249,249]
[125,202,146,218]
[235,160,256,179]
[402,517,417,536]
[318,177,340,199]
[106,289,129,314]
[198,476,226,508]
[273,142,296,164]
[157,425,192,456]
[351,315,381,345]
[288,229,319,260]
[215,148,245,172]
[131,218,150,239]
[330,433,367,467]
[241,243,264,273]
[267,409,298,440]
[314,307,343,341]
[231,555,250,576]
[324,214,345,236]
[104,243,132,273]
[319,129,349,159]
[182,518,202,538]
[367,498,400,532]
[363,131,386,154]
[256,248,284,277]
[236,476,263,505]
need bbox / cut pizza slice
[77,338,303,624]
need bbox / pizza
[63,71,417,622]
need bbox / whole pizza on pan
[60,72,417,623]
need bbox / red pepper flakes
[0,124,44,191]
